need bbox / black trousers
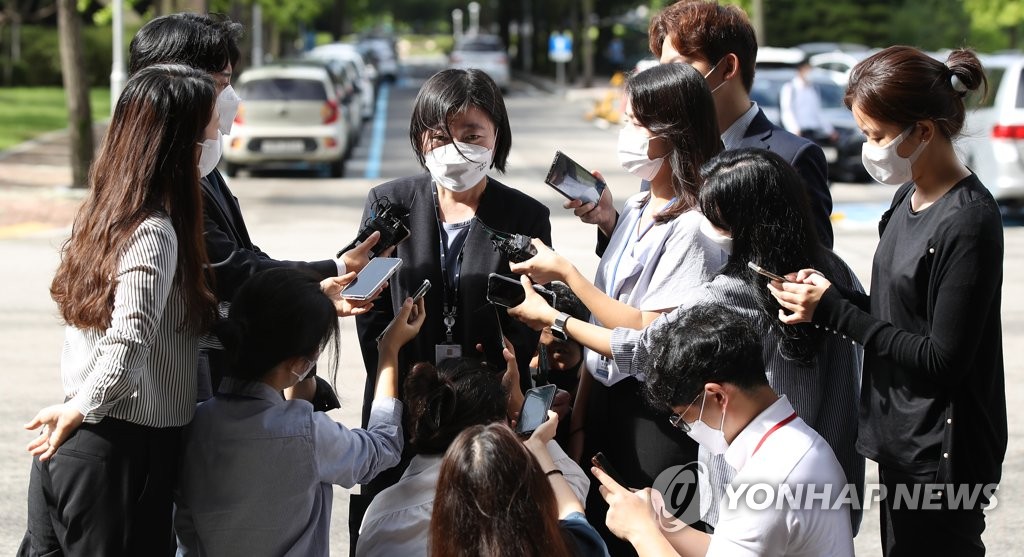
[19,418,182,557]
[878,464,988,557]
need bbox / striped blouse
[609,260,865,531]
[61,213,198,427]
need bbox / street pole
[751,0,765,45]
[110,0,125,114]
[452,9,463,42]
[252,3,263,67]
[468,2,480,37]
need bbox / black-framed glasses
[668,392,704,433]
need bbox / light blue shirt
[175,377,403,557]
[720,102,761,150]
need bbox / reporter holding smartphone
[351,68,551,547]
[769,47,1005,556]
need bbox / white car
[448,34,510,89]
[306,43,376,121]
[222,64,349,177]
[959,54,1024,208]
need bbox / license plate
[822,147,838,164]
[260,140,305,154]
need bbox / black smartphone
[516,384,558,436]
[375,279,431,343]
[747,261,788,283]
[591,451,627,487]
[480,305,507,370]
[486,273,556,309]
[544,151,607,205]
[342,257,402,300]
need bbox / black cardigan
[354,173,552,426]
[815,175,1006,487]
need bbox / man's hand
[563,172,616,237]
[321,273,385,317]
[339,230,381,274]
[594,465,663,544]
[25,403,85,462]
[508,275,560,331]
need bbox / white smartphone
[747,261,788,283]
[342,257,403,300]
[376,279,431,343]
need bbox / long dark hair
[214,268,340,383]
[51,64,217,332]
[430,423,575,557]
[699,148,826,365]
[626,63,723,221]
[404,357,508,455]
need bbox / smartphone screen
[516,384,558,436]
[591,452,627,486]
[486,273,555,308]
[342,257,402,300]
[544,151,607,205]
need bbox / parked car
[448,34,510,89]
[808,50,875,85]
[357,37,400,82]
[307,43,377,121]
[278,58,363,153]
[222,64,349,177]
[958,53,1024,209]
[751,67,871,183]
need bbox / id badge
[594,355,611,382]
[435,344,462,364]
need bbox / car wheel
[225,162,240,178]
[329,157,345,178]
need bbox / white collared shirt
[719,102,762,150]
[707,396,854,557]
[780,77,834,136]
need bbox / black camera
[479,221,537,263]
[337,196,410,258]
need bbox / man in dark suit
[128,13,374,393]
[582,1,834,254]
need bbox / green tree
[966,0,1024,50]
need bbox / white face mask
[424,140,494,192]
[290,356,317,382]
[217,86,242,135]
[861,125,927,185]
[685,394,730,455]
[699,218,733,255]
[617,124,665,181]
[702,59,727,96]
[197,131,222,177]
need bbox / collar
[723,395,796,472]
[721,101,761,150]
[404,453,444,478]
[217,376,286,403]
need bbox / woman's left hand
[321,273,378,317]
[767,270,832,324]
[509,239,572,285]
[508,275,560,331]
[25,403,85,461]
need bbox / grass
[0,87,111,151]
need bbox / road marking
[364,82,391,179]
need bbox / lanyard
[431,186,467,343]
[752,411,798,456]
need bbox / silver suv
[959,54,1024,208]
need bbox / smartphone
[342,257,403,300]
[516,384,558,436]
[486,273,556,309]
[544,151,607,205]
[747,261,788,283]
[591,452,627,487]
[480,305,507,370]
[375,279,431,343]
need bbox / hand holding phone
[376,279,431,343]
[591,452,628,488]
[487,273,556,308]
[545,151,607,205]
[516,384,558,436]
[342,257,403,300]
[747,261,788,283]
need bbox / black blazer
[736,109,834,248]
[201,169,337,301]
[354,173,552,426]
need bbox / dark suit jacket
[354,173,552,427]
[201,169,337,301]
[597,108,835,255]
[736,109,834,248]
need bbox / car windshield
[241,78,327,101]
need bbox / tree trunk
[57,0,94,189]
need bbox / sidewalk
[0,125,105,237]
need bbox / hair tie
[950,73,969,96]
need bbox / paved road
[1,72,1022,555]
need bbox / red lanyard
[752,411,798,456]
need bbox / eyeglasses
[668,392,704,433]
